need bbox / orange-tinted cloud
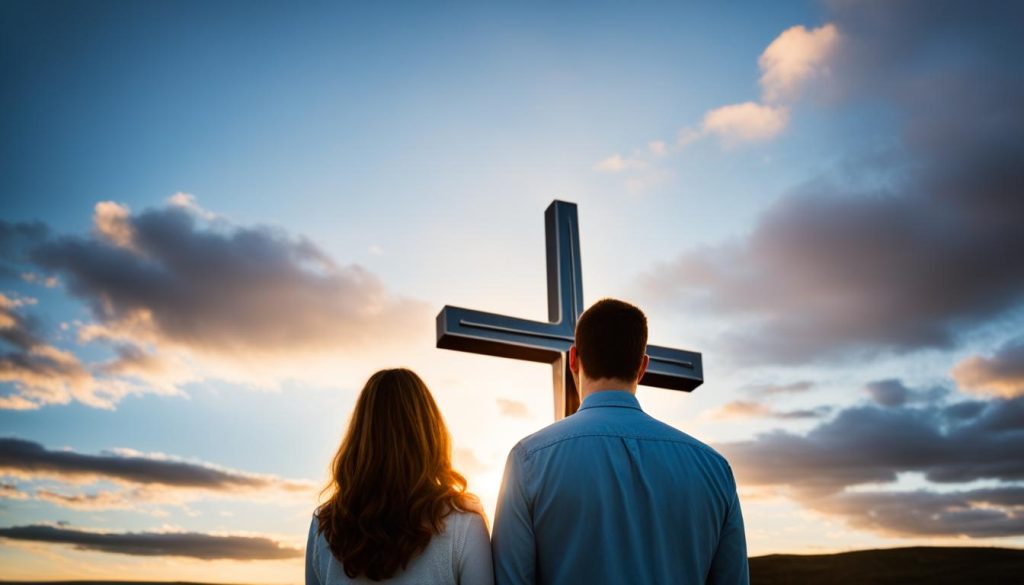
[952,338,1024,399]
[1,196,430,408]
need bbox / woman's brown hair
[315,368,479,580]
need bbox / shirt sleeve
[305,514,320,585]
[706,468,750,585]
[457,512,495,585]
[491,444,535,585]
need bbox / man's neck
[579,379,636,402]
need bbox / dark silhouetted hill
[749,546,1024,584]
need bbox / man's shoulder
[512,407,730,468]
[512,414,580,456]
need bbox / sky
[2,0,1023,582]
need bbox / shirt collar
[577,390,642,412]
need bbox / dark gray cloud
[953,337,1024,398]
[717,381,1024,537]
[864,379,946,408]
[0,524,300,560]
[644,0,1024,363]
[721,394,1024,493]
[0,295,43,351]
[29,201,424,356]
[0,437,311,493]
[825,487,1024,538]
[864,379,910,407]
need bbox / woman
[305,368,493,585]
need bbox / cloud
[0,524,300,560]
[759,23,840,103]
[742,380,815,395]
[0,437,313,494]
[32,199,424,357]
[92,201,136,250]
[721,392,1024,494]
[864,379,911,407]
[953,338,1024,398]
[453,447,489,478]
[30,487,152,512]
[0,294,102,410]
[716,380,1024,537]
[707,400,830,421]
[0,292,182,410]
[0,482,28,501]
[644,1,1024,363]
[592,20,839,179]
[496,398,530,418]
[1,196,429,408]
[593,153,646,173]
[826,487,1024,538]
[701,102,789,144]
[647,140,668,157]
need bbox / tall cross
[436,200,703,420]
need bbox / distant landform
[748,546,1024,584]
[2,546,1022,585]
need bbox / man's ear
[636,354,650,383]
[569,345,580,374]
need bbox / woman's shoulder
[445,500,489,538]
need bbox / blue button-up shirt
[492,390,748,585]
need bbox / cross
[436,200,703,420]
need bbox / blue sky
[2,0,1023,581]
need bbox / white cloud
[92,202,136,250]
[647,140,668,157]
[593,20,838,169]
[702,102,789,144]
[759,23,840,103]
[593,153,646,173]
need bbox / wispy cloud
[0,524,301,560]
[0,437,314,511]
[706,400,830,421]
[742,380,815,395]
[592,21,839,186]
[496,398,530,418]
[701,102,789,145]
[0,293,147,410]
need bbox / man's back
[492,390,748,585]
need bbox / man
[491,298,748,584]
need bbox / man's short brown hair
[574,298,648,381]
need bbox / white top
[305,510,494,585]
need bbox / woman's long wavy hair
[315,368,478,581]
